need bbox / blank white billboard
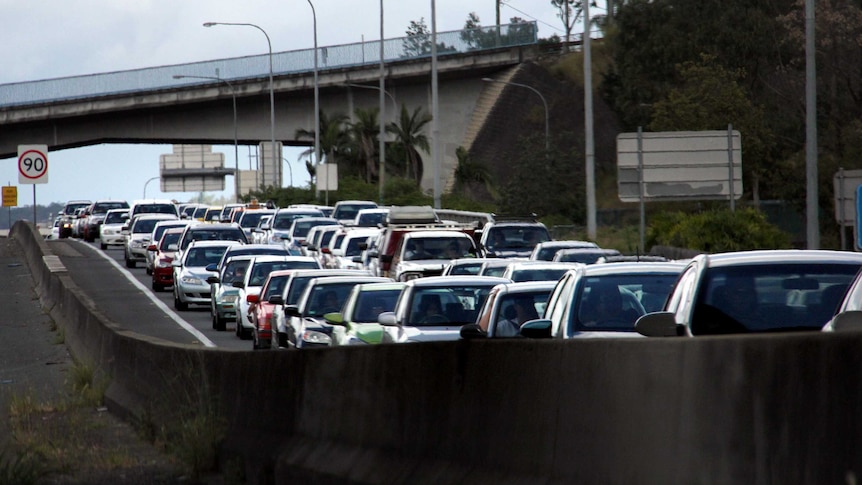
[617,130,743,202]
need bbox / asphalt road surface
[48,237,251,351]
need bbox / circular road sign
[18,145,49,184]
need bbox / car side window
[669,265,699,322]
[546,273,573,337]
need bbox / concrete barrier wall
[12,221,862,483]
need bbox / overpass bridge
[0,22,539,192]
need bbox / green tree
[346,107,380,184]
[295,110,350,185]
[402,18,431,57]
[499,132,585,222]
[387,104,432,184]
[453,146,496,199]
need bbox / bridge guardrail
[0,22,537,109]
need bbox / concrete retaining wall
[12,221,862,484]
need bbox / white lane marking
[77,241,217,348]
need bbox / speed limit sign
[18,145,48,184]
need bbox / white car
[234,255,322,339]
[500,261,584,283]
[378,275,511,342]
[123,214,178,268]
[172,240,243,311]
[270,269,373,348]
[460,281,557,339]
[329,228,379,270]
[98,208,129,249]
[391,231,478,282]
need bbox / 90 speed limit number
[17,145,48,184]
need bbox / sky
[0,0,572,210]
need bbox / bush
[647,208,791,253]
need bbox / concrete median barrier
[10,220,862,483]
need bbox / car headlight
[181,275,203,285]
[222,295,238,304]
[401,272,423,282]
[302,330,332,346]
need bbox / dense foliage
[647,208,791,252]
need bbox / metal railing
[0,22,537,109]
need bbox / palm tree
[347,107,380,184]
[387,104,432,184]
[295,110,350,179]
[453,146,495,197]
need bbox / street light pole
[143,176,160,199]
[172,74,240,202]
[203,22,277,190]
[282,157,294,187]
[307,0,321,203]
[482,77,549,152]
[379,0,386,205]
[431,0,441,209]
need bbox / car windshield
[262,275,290,301]
[345,236,370,257]
[356,212,387,227]
[132,218,164,234]
[293,220,337,238]
[135,204,176,216]
[404,237,473,261]
[274,213,318,229]
[350,289,402,323]
[185,246,229,267]
[691,263,859,335]
[449,262,484,275]
[486,227,550,250]
[304,283,361,317]
[104,211,127,224]
[333,204,376,221]
[222,260,250,284]
[556,249,621,264]
[93,202,127,214]
[493,290,551,335]
[510,268,569,283]
[573,274,685,332]
[159,231,182,250]
[286,276,315,306]
[408,286,494,326]
[184,229,246,249]
[239,213,267,228]
[249,261,319,287]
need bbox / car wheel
[173,291,188,311]
[100,242,107,250]
[152,280,163,292]
[252,329,260,350]
[125,252,135,268]
[235,315,242,337]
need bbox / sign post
[2,184,15,230]
[18,145,48,224]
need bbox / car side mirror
[460,323,487,339]
[635,312,684,337]
[206,276,219,285]
[285,305,301,317]
[378,311,397,326]
[324,312,345,325]
[352,256,362,263]
[232,281,245,289]
[268,295,284,305]
[520,319,552,338]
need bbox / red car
[249,269,293,350]
[150,227,185,292]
